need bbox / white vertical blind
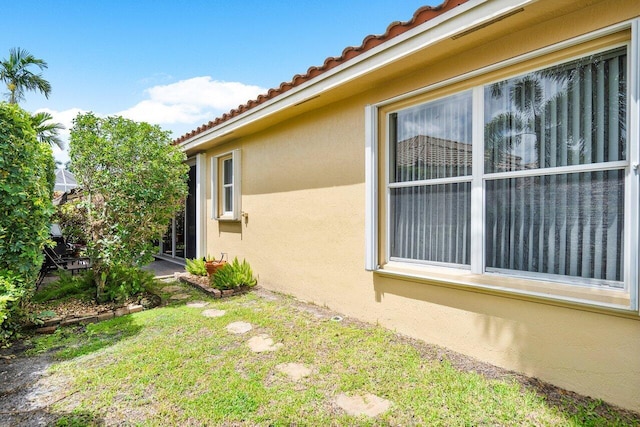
[389,91,472,265]
[484,47,627,284]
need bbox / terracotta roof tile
[175,0,468,144]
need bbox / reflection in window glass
[391,91,472,182]
[484,47,627,173]
[221,157,233,214]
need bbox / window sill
[376,262,637,317]
[215,215,240,222]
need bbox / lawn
[18,280,640,426]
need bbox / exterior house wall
[196,0,639,411]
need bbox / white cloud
[38,77,267,165]
[118,100,207,125]
[117,76,266,127]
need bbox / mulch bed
[25,292,162,335]
[174,272,251,298]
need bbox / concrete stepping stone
[275,363,312,381]
[186,301,209,308]
[201,309,226,318]
[335,393,391,417]
[169,293,190,300]
[247,334,283,352]
[226,321,252,334]
[163,285,184,293]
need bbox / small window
[212,150,241,221]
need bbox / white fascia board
[180,0,537,152]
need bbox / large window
[370,32,637,309]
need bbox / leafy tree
[0,103,55,279]
[31,111,64,149]
[0,103,54,342]
[69,113,189,296]
[0,48,51,104]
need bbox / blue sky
[2,1,439,163]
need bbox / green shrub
[0,103,54,283]
[31,266,152,306]
[185,258,207,276]
[0,270,28,344]
[100,266,155,303]
[212,258,257,290]
[0,103,54,344]
[32,270,95,303]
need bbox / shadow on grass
[1,408,105,427]
[517,376,640,426]
[28,314,143,361]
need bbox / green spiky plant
[212,257,257,290]
[185,258,207,276]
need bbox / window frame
[365,21,639,312]
[211,149,242,221]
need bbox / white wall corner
[195,153,207,259]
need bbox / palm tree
[31,111,65,149]
[0,47,51,104]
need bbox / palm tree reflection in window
[484,47,626,173]
[484,47,627,282]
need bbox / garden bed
[26,292,162,334]
[174,272,252,298]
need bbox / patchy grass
[25,281,640,426]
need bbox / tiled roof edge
[174,0,467,145]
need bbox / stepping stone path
[186,301,209,308]
[201,309,226,318]
[169,293,190,300]
[335,393,391,418]
[163,285,184,293]
[247,334,283,352]
[275,363,312,381]
[226,321,252,334]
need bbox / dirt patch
[0,343,88,427]
[335,392,391,417]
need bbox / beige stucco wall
[200,0,640,411]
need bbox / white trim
[232,149,242,221]
[180,0,535,152]
[629,19,640,312]
[389,176,472,188]
[483,160,629,181]
[384,111,392,266]
[365,105,378,271]
[377,266,633,313]
[211,154,218,220]
[195,153,206,259]
[471,86,485,274]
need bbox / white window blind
[384,45,629,290]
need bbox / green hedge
[0,103,54,343]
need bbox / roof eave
[179,0,537,153]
